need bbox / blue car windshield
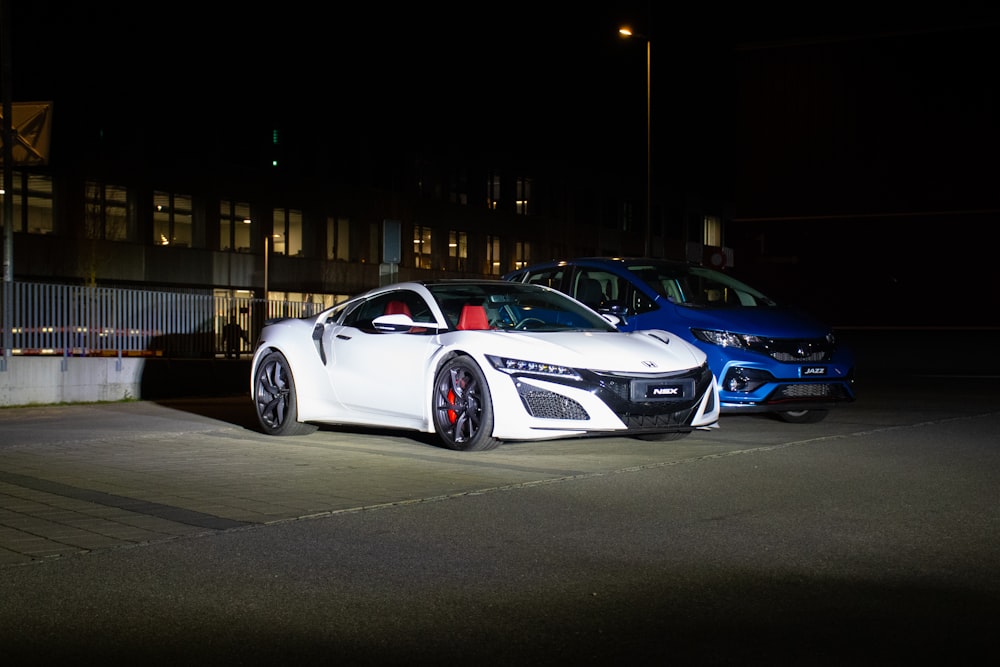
[427,282,616,331]
[627,263,778,308]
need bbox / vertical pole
[644,37,651,257]
[1,0,14,371]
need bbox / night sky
[14,3,999,188]
[8,2,1000,325]
[10,2,649,159]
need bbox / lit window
[413,225,433,269]
[12,171,55,235]
[487,172,501,210]
[448,230,468,271]
[513,241,531,270]
[153,191,193,247]
[486,235,502,275]
[515,177,531,215]
[273,207,303,256]
[704,215,722,246]
[221,200,251,252]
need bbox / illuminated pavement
[1,396,753,567]
[1,371,999,665]
[1,358,997,569]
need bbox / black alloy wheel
[433,356,499,451]
[254,350,318,436]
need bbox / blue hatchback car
[503,257,855,423]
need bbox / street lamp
[619,26,651,256]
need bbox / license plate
[632,378,693,401]
[801,366,828,377]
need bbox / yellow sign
[0,101,53,165]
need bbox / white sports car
[251,280,720,451]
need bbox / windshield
[427,282,616,332]
[627,263,778,308]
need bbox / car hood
[481,329,707,372]
[669,303,832,338]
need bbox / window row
[2,171,534,274]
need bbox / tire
[432,356,500,451]
[775,409,829,424]
[253,350,318,436]
[632,431,691,442]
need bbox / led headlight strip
[486,355,581,380]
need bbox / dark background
[9,2,1000,327]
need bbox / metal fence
[0,281,325,360]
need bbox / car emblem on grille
[641,360,657,368]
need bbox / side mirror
[373,313,439,332]
[603,302,630,325]
[373,313,414,332]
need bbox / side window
[324,301,352,325]
[524,268,565,290]
[659,279,682,303]
[341,297,385,332]
[396,292,433,322]
[341,291,430,332]
[604,275,631,309]
[630,283,658,314]
[572,270,617,310]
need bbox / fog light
[725,369,749,392]
[722,367,772,393]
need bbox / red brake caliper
[447,389,457,424]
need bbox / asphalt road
[1,372,998,666]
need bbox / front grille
[518,387,589,420]
[622,408,695,429]
[590,365,706,403]
[590,363,713,428]
[771,350,827,362]
[510,363,713,428]
[770,383,853,401]
[747,337,835,363]
[599,376,631,402]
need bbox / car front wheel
[775,408,829,424]
[433,356,499,451]
[254,350,318,436]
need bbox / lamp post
[619,26,651,257]
[2,0,13,370]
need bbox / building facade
[4,120,726,310]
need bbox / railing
[0,281,325,360]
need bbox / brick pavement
[2,399,734,568]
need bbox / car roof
[356,278,555,299]
[571,257,694,268]
[506,257,699,275]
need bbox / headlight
[691,328,762,350]
[485,355,581,380]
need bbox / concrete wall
[0,357,144,406]
[0,357,251,407]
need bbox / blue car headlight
[691,328,762,350]
[486,355,582,380]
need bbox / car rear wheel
[775,409,829,424]
[254,350,318,436]
[433,356,499,451]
